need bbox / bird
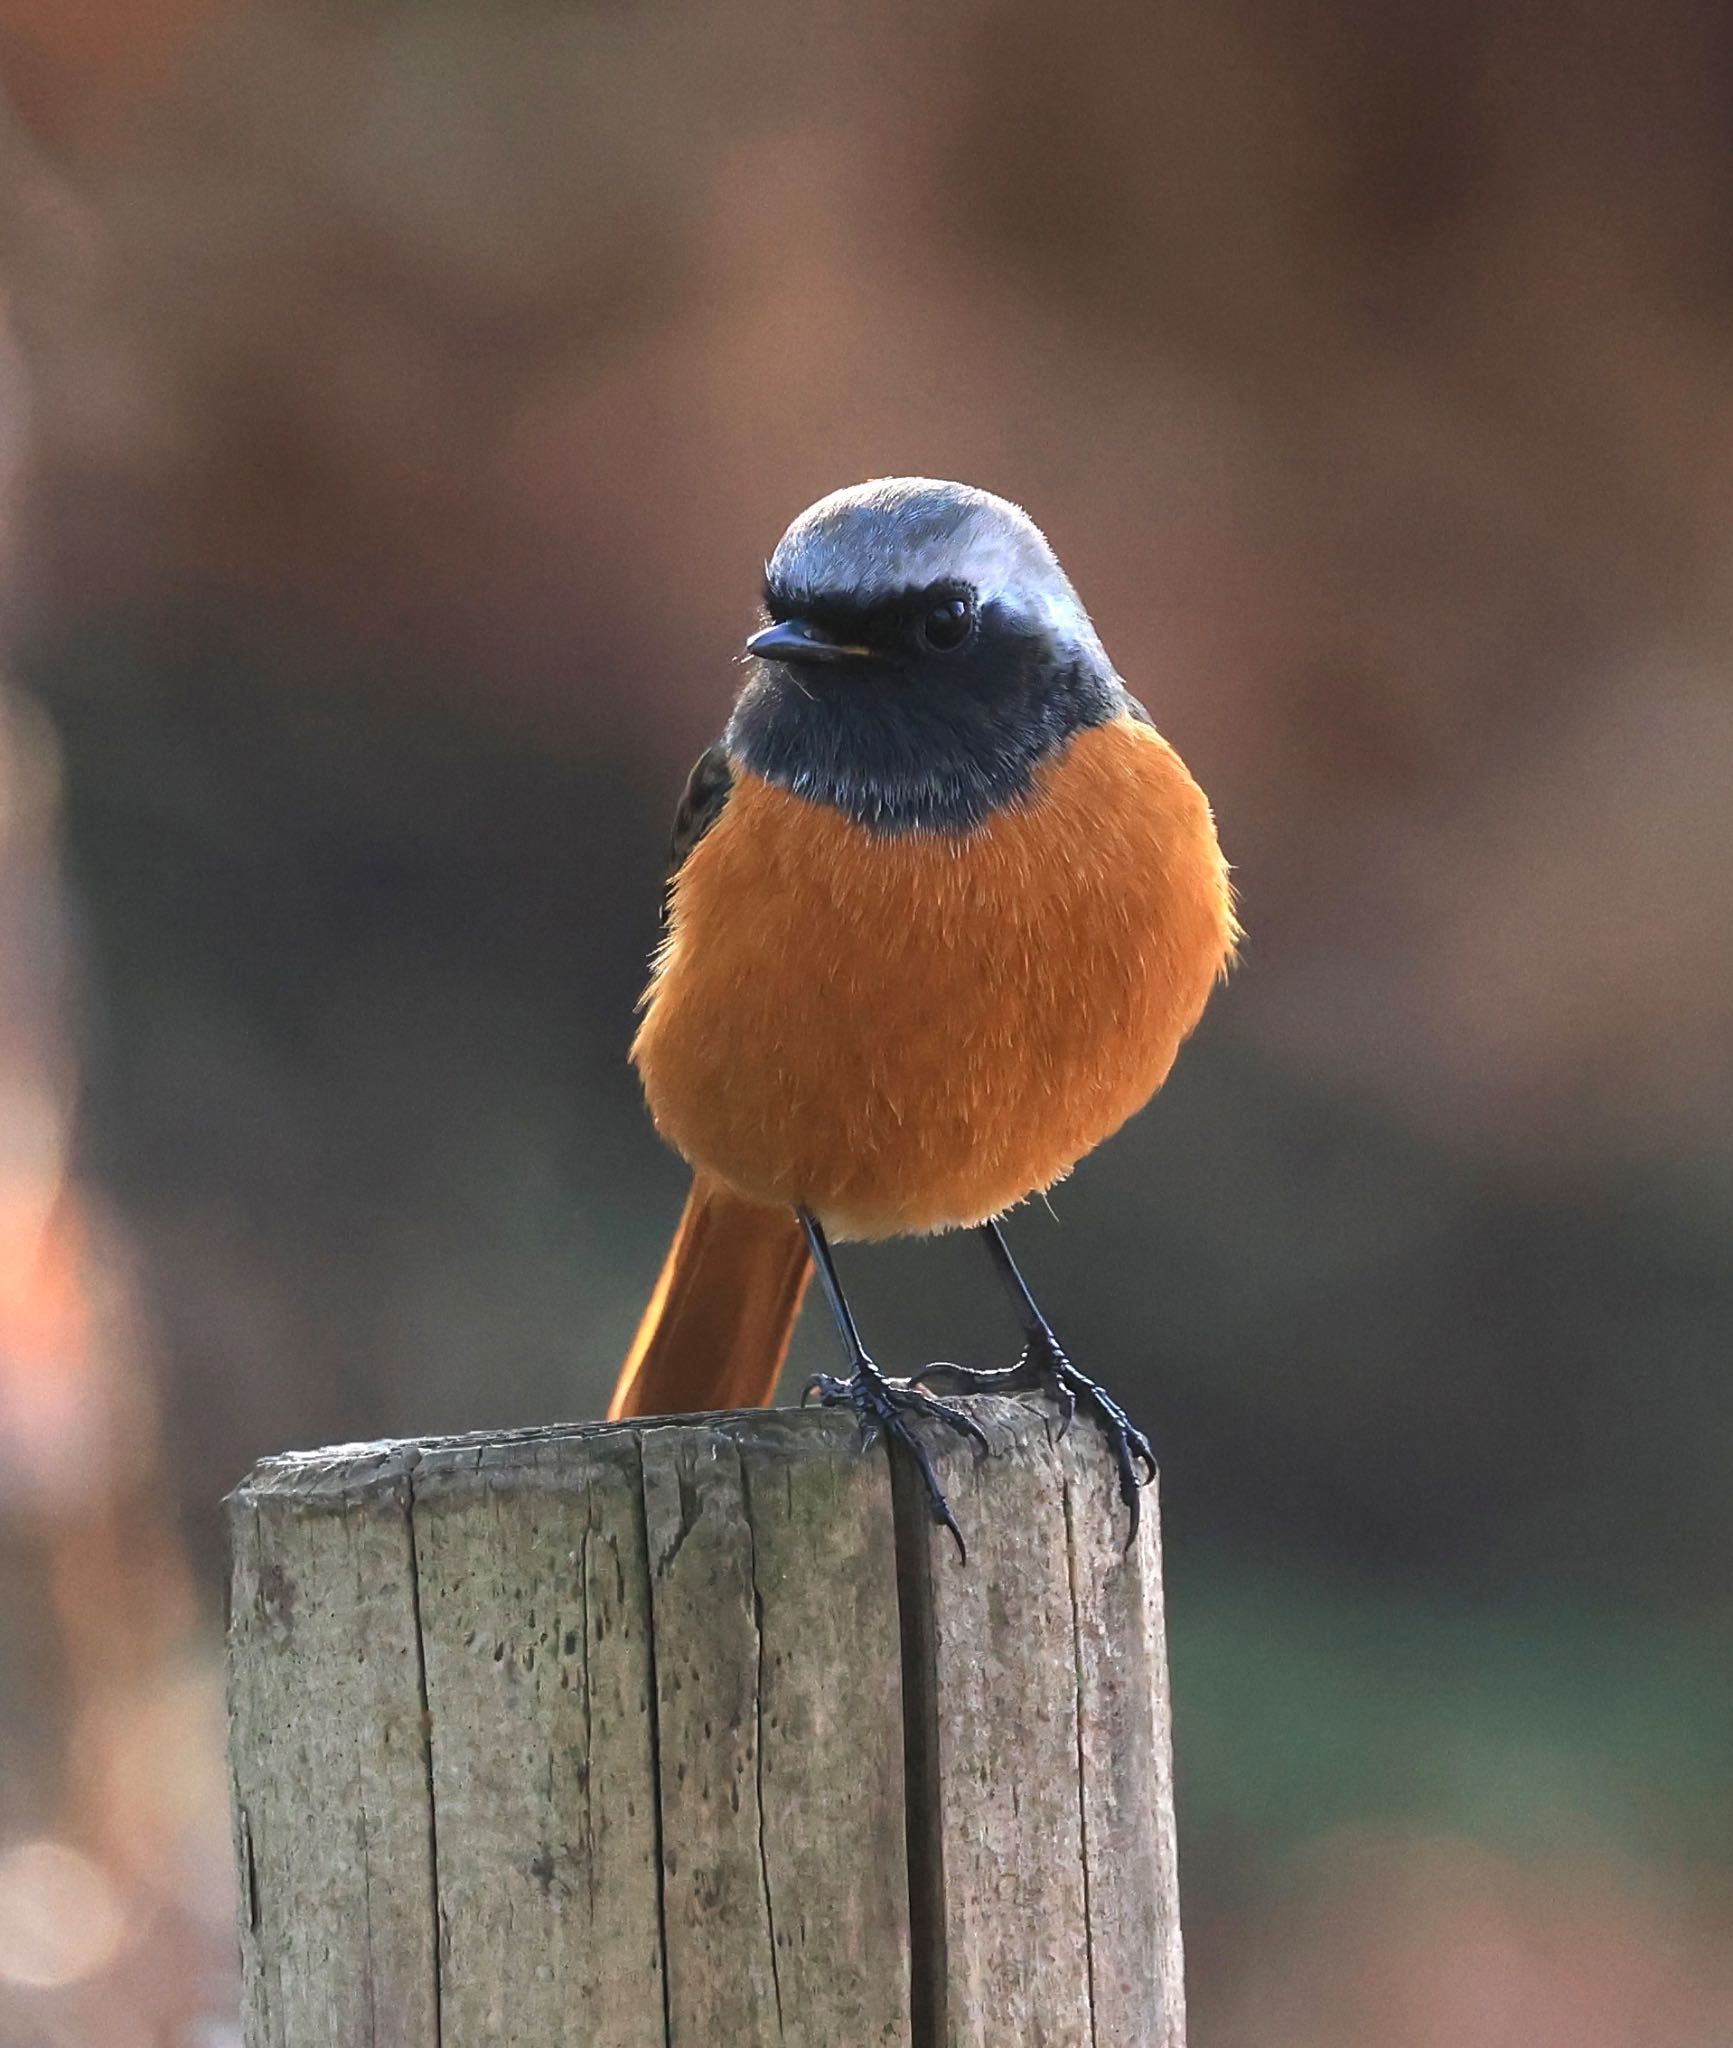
[609,477,1236,1553]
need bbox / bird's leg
[915,1220,1158,1544]
[796,1207,990,1560]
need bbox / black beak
[744,618,874,667]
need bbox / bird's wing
[668,741,734,883]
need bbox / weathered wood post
[226,1396,1184,2046]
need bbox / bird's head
[728,478,1129,834]
[744,476,1114,686]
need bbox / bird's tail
[609,1175,812,1418]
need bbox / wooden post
[226,1397,1184,2047]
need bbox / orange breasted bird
[611,478,1236,1552]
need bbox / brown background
[0,2,1730,2041]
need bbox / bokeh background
[1,1,1731,2041]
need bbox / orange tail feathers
[609,1176,812,1419]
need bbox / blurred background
[0,0,1730,2040]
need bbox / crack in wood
[402,1460,445,2048]
[633,1434,678,2048]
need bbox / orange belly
[632,715,1235,1240]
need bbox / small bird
[611,478,1236,1551]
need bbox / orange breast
[632,716,1235,1240]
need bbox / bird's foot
[916,1336,1157,1547]
[802,1359,990,1560]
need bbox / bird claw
[917,1337,1154,1549]
[1048,1366,1079,1439]
[912,1357,1027,1396]
[802,1362,989,1560]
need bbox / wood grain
[227,1400,1184,2047]
[228,1445,441,2048]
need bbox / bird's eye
[917,593,974,653]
